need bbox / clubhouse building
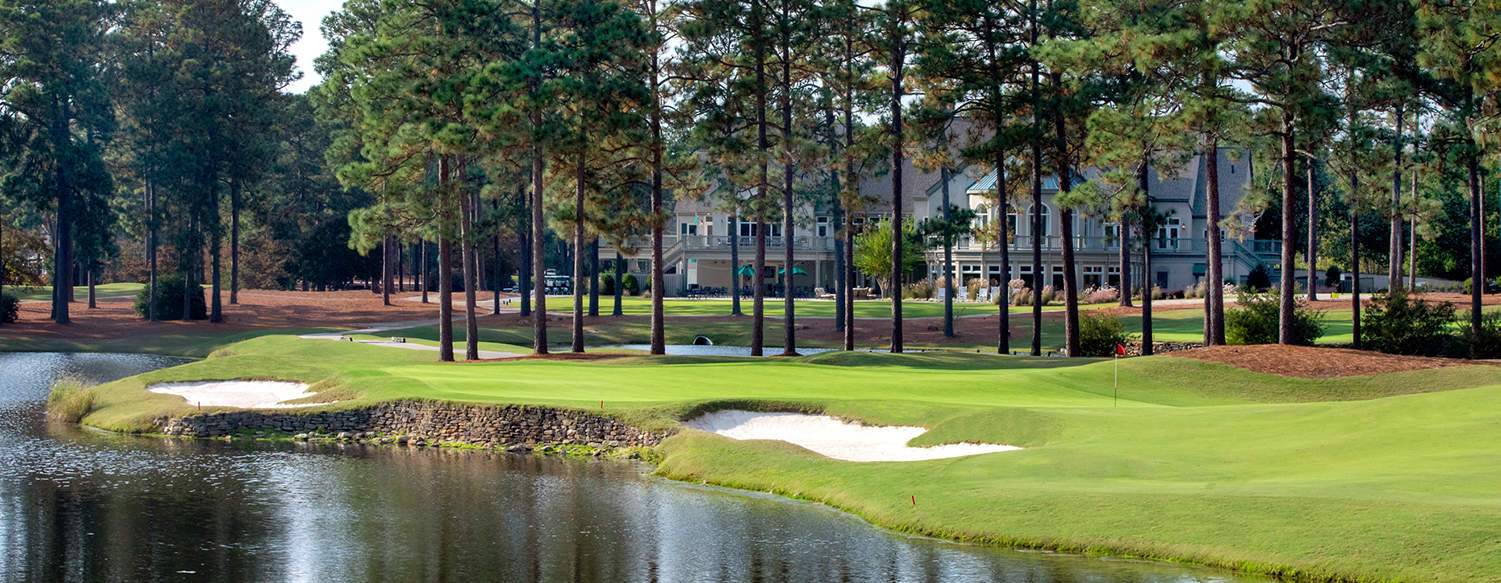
[598,148,1282,298]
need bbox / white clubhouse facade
[598,148,1281,297]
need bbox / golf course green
[75,334,1501,583]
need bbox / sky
[281,0,344,94]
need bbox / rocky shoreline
[154,400,671,452]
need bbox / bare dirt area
[2,289,481,342]
[1168,344,1492,378]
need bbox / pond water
[0,352,1258,582]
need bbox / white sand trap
[684,410,1020,462]
[148,380,329,409]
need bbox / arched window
[1026,204,1050,238]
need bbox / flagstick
[1113,352,1118,408]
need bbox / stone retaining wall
[155,401,669,449]
[1121,341,1204,356]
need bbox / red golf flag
[1115,343,1127,356]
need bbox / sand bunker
[148,380,329,409]
[684,410,1020,462]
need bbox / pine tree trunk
[1390,104,1405,291]
[460,157,479,361]
[1118,214,1132,308]
[843,214,855,351]
[1307,157,1318,301]
[834,203,846,332]
[1141,222,1154,356]
[889,28,906,355]
[532,150,548,355]
[730,214,742,315]
[1470,146,1484,336]
[752,6,768,358]
[1410,167,1418,290]
[210,230,223,323]
[573,153,587,354]
[87,266,96,309]
[996,149,1011,354]
[613,252,624,316]
[420,239,430,304]
[399,238,406,293]
[520,202,531,317]
[230,181,240,305]
[439,235,454,362]
[382,235,392,306]
[941,166,954,338]
[588,238,600,318]
[492,198,501,316]
[1055,98,1079,358]
[439,155,455,362]
[1350,168,1361,349]
[1278,111,1297,345]
[148,180,157,321]
[530,5,549,356]
[648,18,666,356]
[1206,143,1225,345]
[780,43,798,356]
[50,95,72,324]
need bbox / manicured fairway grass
[80,334,1501,582]
[8,282,144,302]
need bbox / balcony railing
[600,234,1284,258]
[947,236,1283,256]
[601,235,838,253]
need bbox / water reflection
[0,352,1255,582]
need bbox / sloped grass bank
[77,335,1501,582]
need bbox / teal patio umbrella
[777,266,808,276]
[736,264,756,276]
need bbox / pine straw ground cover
[1169,344,1490,378]
[76,335,1501,583]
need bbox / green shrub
[1360,289,1457,356]
[133,273,207,320]
[622,273,640,296]
[1458,311,1501,359]
[600,273,615,295]
[1464,277,1500,295]
[47,377,97,424]
[1076,312,1135,357]
[1225,292,1326,346]
[1246,264,1272,290]
[0,292,16,323]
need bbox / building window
[1157,217,1181,250]
[1006,205,1019,239]
[1084,265,1104,288]
[1017,264,1034,288]
[816,216,829,238]
[1051,265,1064,290]
[1107,265,1120,288]
[1027,204,1051,238]
[681,222,697,235]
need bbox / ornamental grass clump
[47,377,97,424]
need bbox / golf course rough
[74,335,1501,583]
